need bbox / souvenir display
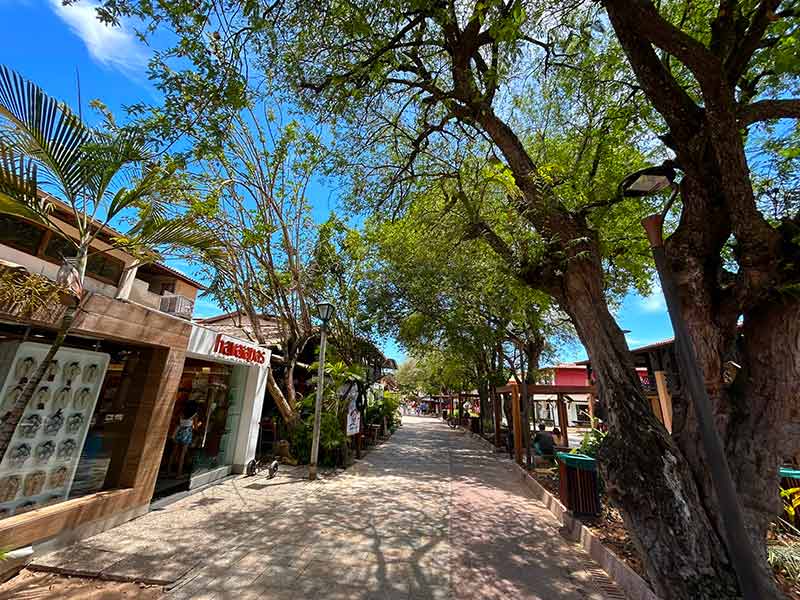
[66,413,84,435]
[14,356,36,381]
[73,388,92,410]
[44,411,64,436]
[47,466,68,489]
[82,364,100,384]
[19,415,42,439]
[8,444,31,467]
[33,386,50,409]
[45,360,59,382]
[23,471,45,496]
[3,386,23,411]
[57,439,77,460]
[62,362,81,383]
[0,342,109,518]
[35,441,56,463]
[0,476,20,502]
[53,387,72,409]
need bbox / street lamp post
[309,301,335,481]
[621,166,766,600]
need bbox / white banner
[346,396,361,436]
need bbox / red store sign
[212,334,267,365]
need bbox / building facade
[0,212,271,552]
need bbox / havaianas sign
[211,334,267,365]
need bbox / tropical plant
[572,421,607,459]
[781,487,800,526]
[767,542,800,585]
[0,64,220,460]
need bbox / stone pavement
[32,416,624,599]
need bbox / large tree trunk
[266,368,294,423]
[560,253,741,599]
[663,173,784,597]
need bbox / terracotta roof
[147,262,207,290]
[197,310,245,324]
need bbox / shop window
[0,214,45,254]
[70,349,146,497]
[0,341,111,519]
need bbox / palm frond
[106,169,168,223]
[84,128,150,209]
[118,215,223,256]
[0,147,51,223]
[0,65,92,201]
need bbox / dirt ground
[0,568,163,600]
[532,466,800,599]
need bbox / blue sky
[0,0,674,363]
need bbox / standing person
[168,401,198,478]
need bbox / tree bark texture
[559,254,741,599]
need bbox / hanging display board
[0,341,109,518]
[346,396,361,436]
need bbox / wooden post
[654,371,673,433]
[556,393,570,448]
[492,389,502,449]
[521,381,531,468]
[587,391,595,422]
[511,384,523,464]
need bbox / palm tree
[0,64,220,460]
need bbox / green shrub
[290,419,312,464]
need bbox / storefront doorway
[153,323,270,500]
[154,358,246,498]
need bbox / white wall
[185,323,271,472]
[0,244,119,297]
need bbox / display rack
[0,342,109,518]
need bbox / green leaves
[0,65,93,203]
[0,147,51,224]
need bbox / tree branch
[726,0,781,81]
[738,98,800,126]
[602,3,703,142]
[603,0,717,78]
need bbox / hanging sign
[346,396,361,436]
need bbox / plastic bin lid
[780,467,800,479]
[556,452,597,471]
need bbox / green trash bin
[556,452,601,516]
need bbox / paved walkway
[32,416,622,599]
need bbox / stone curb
[508,461,659,600]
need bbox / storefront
[154,324,269,498]
[0,293,193,552]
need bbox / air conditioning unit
[159,293,194,319]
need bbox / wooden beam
[527,384,596,395]
[556,393,570,448]
[654,370,673,433]
[511,384,523,465]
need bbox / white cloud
[639,279,667,313]
[49,0,149,78]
